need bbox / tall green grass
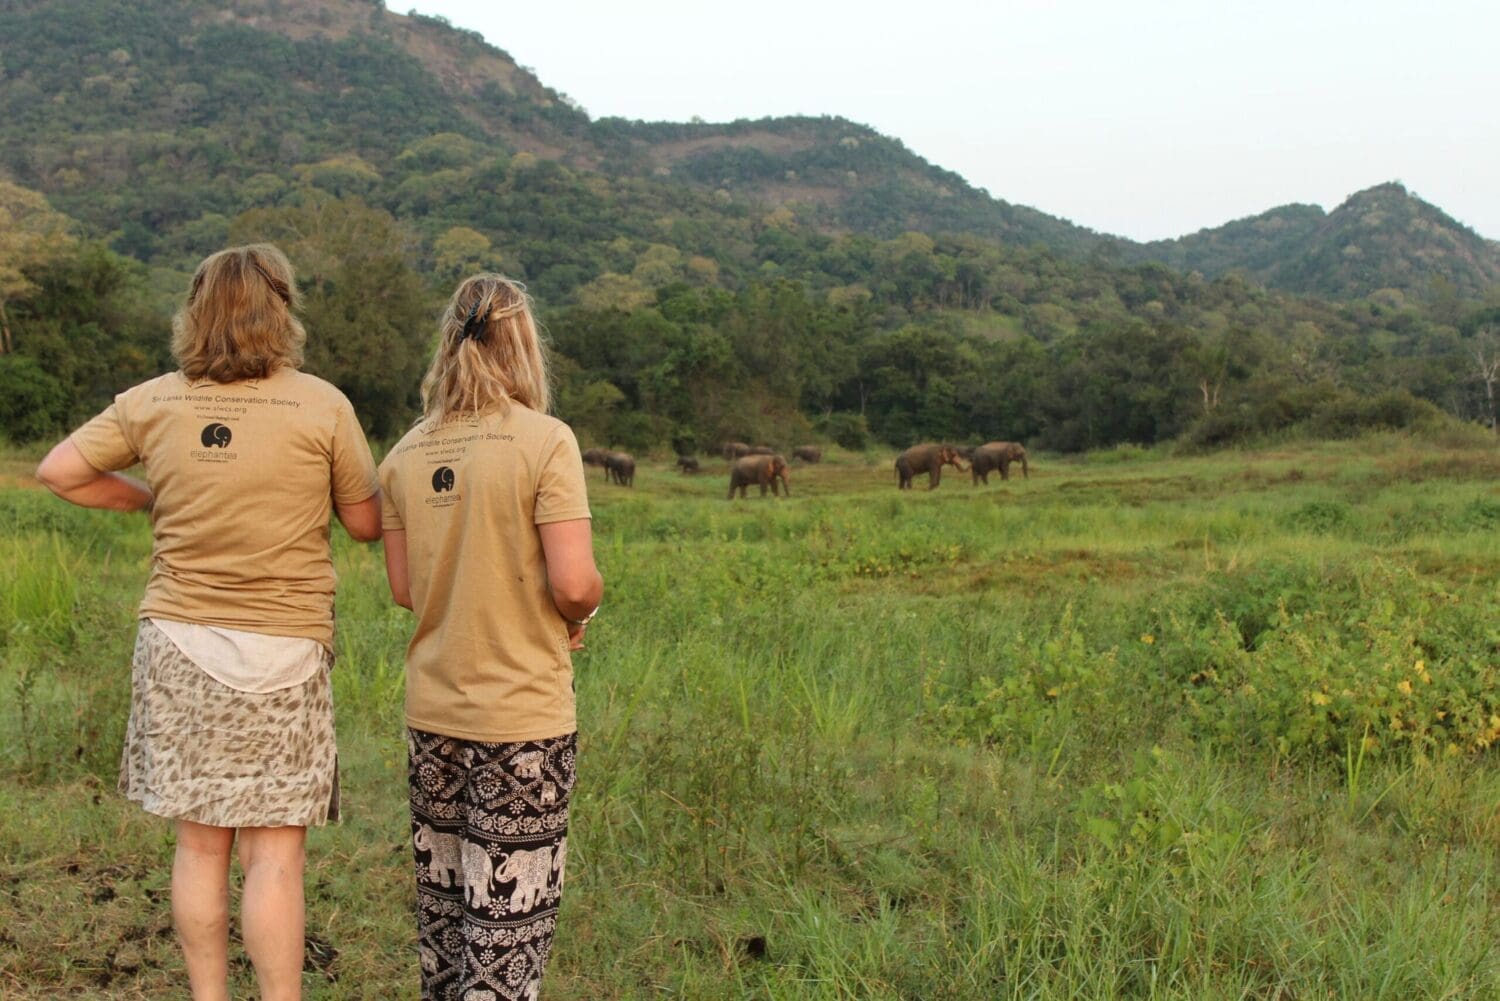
[1,431,1497,998]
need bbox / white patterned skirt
[118,619,340,828]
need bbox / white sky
[391,1,1500,242]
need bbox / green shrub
[1181,386,1450,450]
[1159,562,1500,759]
[816,411,870,450]
[1308,389,1445,438]
[0,355,69,442]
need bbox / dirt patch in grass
[1238,466,1312,488]
[0,848,179,995]
[0,458,42,491]
[1378,451,1500,483]
[1052,474,1237,507]
[893,547,1178,597]
[1397,549,1500,584]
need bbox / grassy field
[2,431,1499,999]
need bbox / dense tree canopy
[1,1,1497,448]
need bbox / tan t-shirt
[378,405,591,743]
[70,369,378,650]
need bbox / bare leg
[173,820,234,1001]
[238,825,308,1001]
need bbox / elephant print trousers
[408,727,576,1001]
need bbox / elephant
[461,839,495,909]
[413,823,462,888]
[676,455,701,474]
[495,846,553,913]
[792,445,822,463]
[747,444,775,455]
[970,441,1029,483]
[722,441,751,460]
[509,749,544,780]
[604,451,635,486]
[895,443,967,490]
[199,422,233,448]
[581,447,608,469]
[728,454,790,499]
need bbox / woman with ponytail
[378,274,602,1001]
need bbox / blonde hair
[172,244,305,382]
[421,274,550,422]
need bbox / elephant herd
[583,441,818,499]
[896,440,1029,490]
[720,442,823,464]
[581,439,1028,498]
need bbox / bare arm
[34,439,152,512]
[335,492,382,542]
[538,518,603,648]
[382,528,412,610]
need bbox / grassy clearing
[2,432,1498,998]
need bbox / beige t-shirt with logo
[378,405,591,743]
[70,368,379,651]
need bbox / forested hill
[0,0,1102,268]
[1135,184,1500,299]
[3,0,1497,300]
[3,0,1498,455]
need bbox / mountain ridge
[1134,183,1500,297]
[1,0,1496,300]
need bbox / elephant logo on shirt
[200,423,232,447]
[431,466,455,492]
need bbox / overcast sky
[391,1,1499,242]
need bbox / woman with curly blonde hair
[379,274,601,1001]
[36,244,381,1001]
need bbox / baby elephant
[792,445,822,463]
[675,455,701,474]
[605,451,635,487]
[582,447,609,481]
[728,454,790,499]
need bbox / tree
[231,194,432,435]
[552,356,626,444]
[0,182,75,355]
[292,155,383,198]
[1468,327,1499,433]
[576,273,652,312]
[432,226,499,281]
[0,354,69,441]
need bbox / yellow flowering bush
[1164,562,1499,758]
[931,560,1499,763]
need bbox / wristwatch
[567,603,600,627]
